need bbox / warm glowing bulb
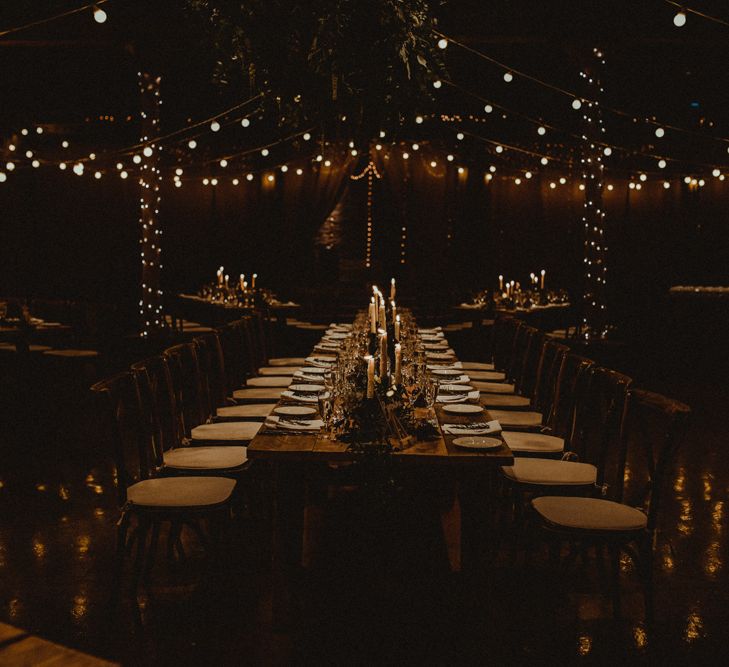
[267,174,275,182]
[220,159,228,167]
[133,155,142,164]
[351,149,358,156]
[559,177,566,184]
[73,163,84,175]
[684,176,691,184]
[59,163,67,170]
[412,143,419,151]
[514,177,521,185]
[241,118,250,127]
[303,132,311,141]
[484,104,493,114]
[456,132,464,141]
[120,170,128,179]
[537,126,546,136]
[437,38,448,49]
[93,5,107,23]
[458,167,465,174]
[210,121,220,132]
[281,165,288,172]
[629,182,636,189]
[375,144,382,151]
[495,145,503,153]
[202,178,209,185]
[31,160,40,168]
[415,115,424,124]
[639,173,647,182]
[175,168,183,176]
[430,160,437,167]
[62,140,69,148]
[143,146,153,157]
[211,178,218,186]
[540,157,548,165]
[712,168,721,177]
[503,71,513,83]
[94,171,102,179]
[261,148,269,156]
[433,80,442,89]
[188,140,197,149]
[603,147,612,156]
[655,127,665,138]
[658,159,667,169]
[246,173,254,181]
[25,150,33,158]
[36,127,43,134]
[572,98,582,110]
[525,171,532,179]
[0,172,6,183]
[663,181,671,189]
[296,168,303,175]
[607,184,614,191]
[673,10,686,27]
[316,155,323,162]
[447,154,454,162]
[549,182,556,189]
[489,165,496,173]
[402,152,409,160]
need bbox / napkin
[427,362,463,370]
[432,373,471,384]
[436,390,480,403]
[442,420,502,436]
[306,356,336,367]
[264,415,324,431]
[281,390,329,403]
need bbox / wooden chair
[91,372,235,597]
[500,354,594,455]
[531,388,691,616]
[501,367,632,495]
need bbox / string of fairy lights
[350,160,383,269]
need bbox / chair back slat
[492,317,521,375]
[517,328,545,398]
[533,340,569,420]
[194,332,226,417]
[619,388,691,529]
[164,343,206,435]
[549,354,595,439]
[91,372,147,505]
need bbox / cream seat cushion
[468,370,507,382]
[268,357,307,366]
[191,421,261,442]
[481,394,530,408]
[233,387,284,401]
[164,446,247,470]
[473,381,515,394]
[502,430,564,454]
[246,376,292,387]
[532,496,648,532]
[490,410,542,429]
[461,361,495,371]
[127,476,235,508]
[216,404,276,419]
[259,366,301,376]
[502,459,596,486]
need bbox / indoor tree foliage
[188,0,446,141]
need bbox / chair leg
[639,537,654,625]
[608,543,622,618]
[131,518,150,600]
[143,521,161,587]
[166,521,182,562]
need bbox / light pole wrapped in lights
[138,72,164,336]
[578,49,610,339]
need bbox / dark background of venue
[1,0,729,331]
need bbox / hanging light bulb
[525,171,532,179]
[603,147,612,156]
[188,139,197,149]
[59,163,67,170]
[143,146,154,157]
[572,98,582,110]
[655,127,665,138]
[432,80,442,89]
[415,115,424,124]
[31,160,40,168]
[0,172,6,183]
[412,143,419,151]
[94,171,102,179]
[658,159,667,169]
[402,152,410,160]
[220,159,228,167]
[303,132,311,141]
[281,165,288,172]
[175,168,183,176]
[210,121,220,132]
[73,163,84,175]
[437,38,448,49]
[673,10,687,27]
[540,157,548,165]
[495,145,503,153]
[712,168,721,177]
[447,154,454,162]
[296,168,303,175]
[663,181,671,189]
[503,71,514,83]
[132,155,141,164]
[93,5,107,23]
[120,170,128,179]
[62,140,69,148]
[261,148,269,156]
[484,104,493,114]
[246,173,254,181]
[456,132,464,140]
[537,126,546,135]
[241,118,250,128]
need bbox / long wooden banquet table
[248,318,514,626]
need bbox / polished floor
[0,330,727,665]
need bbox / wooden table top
[248,327,514,467]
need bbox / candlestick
[369,298,376,334]
[379,299,386,329]
[365,355,375,398]
[498,274,503,291]
[224,274,229,288]
[540,269,546,290]
[239,274,245,290]
[394,343,402,385]
[379,329,387,379]
[390,277,396,301]
[395,314,401,342]
[217,269,223,286]
[391,300,396,324]
[252,273,257,289]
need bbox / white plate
[275,405,317,416]
[326,332,348,339]
[289,384,325,392]
[432,368,461,377]
[440,384,473,392]
[299,366,328,374]
[443,404,484,415]
[428,352,455,359]
[452,436,502,450]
